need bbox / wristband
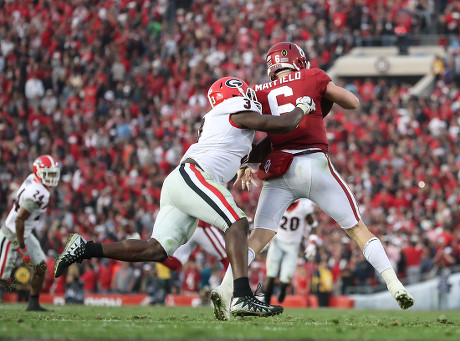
[296,103,308,115]
[19,243,26,249]
[308,234,319,244]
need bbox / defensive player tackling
[53,76,316,319]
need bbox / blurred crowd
[1,0,460,304]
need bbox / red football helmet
[266,42,310,81]
[32,155,60,187]
[207,76,260,109]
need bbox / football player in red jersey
[211,42,414,318]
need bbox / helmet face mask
[207,76,261,110]
[266,42,310,81]
[33,155,60,187]
[245,87,262,111]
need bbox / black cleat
[53,234,87,278]
[230,295,283,317]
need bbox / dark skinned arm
[247,135,272,163]
[306,213,319,236]
[231,107,305,134]
[15,207,32,248]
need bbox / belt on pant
[181,158,203,171]
[292,149,325,157]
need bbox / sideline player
[263,198,318,305]
[53,76,316,318]
[0,155,60,311]
[211,42,414,319]
[162,221,229,272]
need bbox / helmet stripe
[45,155,55,166]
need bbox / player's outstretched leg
[54,234,87,278]
[347,223,414,310]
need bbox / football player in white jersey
[53,76,316,319]
[162,221,229,273]
[0,155,60,311]
[263,198,318,304]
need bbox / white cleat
[210,287,232,321]
[388,281,414,310]
[393,288,415,310]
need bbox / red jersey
[253,68,331,152]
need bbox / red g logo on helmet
[207,77,249,108]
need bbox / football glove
[17,246,31,264]
[296,96,316,115]
[304,234,319,260]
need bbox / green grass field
[1,304,460,341]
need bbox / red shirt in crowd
[402,244,423,266]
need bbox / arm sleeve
[315,69,331,97]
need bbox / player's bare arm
[324,81,360,109]
[15,206,32,248]
[234,136,272,190]
[230,108,305,133]
[247,136,272,163]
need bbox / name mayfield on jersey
[253,68,331,153]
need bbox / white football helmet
[33,155,60,187]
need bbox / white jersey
[5,174,50,238]
[181,97,261,184]
[275,198,314,244]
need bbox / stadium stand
[0,0,459,307]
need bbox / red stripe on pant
[326,156,360,222]
[188,164,241,221]
[202,227,225,260]
[0,240,11,278]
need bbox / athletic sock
[161,256,182,271]
[29,294,39,303]
[84,241,103,258]
[233,277,252,298]
[362,237,405,295]
[362,237,393,273]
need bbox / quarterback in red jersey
[254,68,331,153]
[211,42,414,319]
